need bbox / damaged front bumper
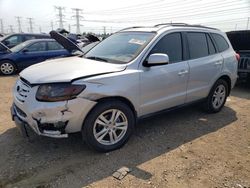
[11,104,68,138]
[11,97,97,138]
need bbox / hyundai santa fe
[11,23,238,152]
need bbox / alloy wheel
[93,109,128,146]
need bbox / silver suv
[11,23,238,152]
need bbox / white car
[11,24,238,152]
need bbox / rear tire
[203,79,228,113]
[82,100,135,152]
[0,60,16,75]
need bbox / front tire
[82,100,135,152]
[0,60,16,75]
[204,79,228,113]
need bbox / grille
[15,78,31,103]
[238,57,250,70]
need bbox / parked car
[0,39,70,75]
[11,23,238,152]
[0,33,50,49]
[227,30,250,82]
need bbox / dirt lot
[0,76,249,188]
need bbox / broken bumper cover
[11,104,68,138]
[11,97,97,138]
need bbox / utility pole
[103,26,106,35]
[68,24,71,32]
[247,17,250,30]
[39,26,42,33]
[55,6,65,29]
[9,25,14,33]
[235,24,237,31]
[72,8,83,34]
[16,16,22,33]
[0,19,4,34]
[27,18,34,33]
[51,21,54,30]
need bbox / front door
[139,32,189,116]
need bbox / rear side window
[187,32,209,59]
[206,34,216,55]
[27,42,46,52]
[47,41,64,50]
[150,32,182,63]
[24,35,36,41]
[211,33,229,52]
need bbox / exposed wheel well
[218,75,231,96]
[96,96,137,118]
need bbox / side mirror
[146,53,169,67]
[22,48,29,53]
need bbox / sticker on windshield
[128,39,146,45]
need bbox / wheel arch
[217,75,232,96]
[95,96,137,118]
[81,96,137,130]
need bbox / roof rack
[154,23,219,30]
[118,26,148,32]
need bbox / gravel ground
[0,76,249,188]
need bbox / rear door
[185,32,223,102]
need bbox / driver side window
[149,32,183,63]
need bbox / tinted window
[27,42,46,52]
[206,34,216,55]
[187,32,208,59]
[24,35,36,41]
[47,41,64,50]
[211,33,229,52]
[150,33,182,63]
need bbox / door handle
[214,60,223,65]
[178,70,188,76]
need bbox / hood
[20,56,126,84]
[49,30,83,53]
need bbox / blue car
[0,39,70,75]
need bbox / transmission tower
[16,16,22,32]
[55,6,66,29]
[27,18,34,33]
[72,8,83,34]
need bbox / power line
[72,8,83,34]
[55,6,66,29]
[27,17,34,33]
[16,16,22,33]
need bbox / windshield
[10,41,30,52]
[85,32,155,64]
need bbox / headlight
[36,83,86,102]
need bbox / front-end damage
[12,95,97,138]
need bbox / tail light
[235,53,240,62]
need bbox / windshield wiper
[86,56,108,62]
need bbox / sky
[0,0,250,34]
